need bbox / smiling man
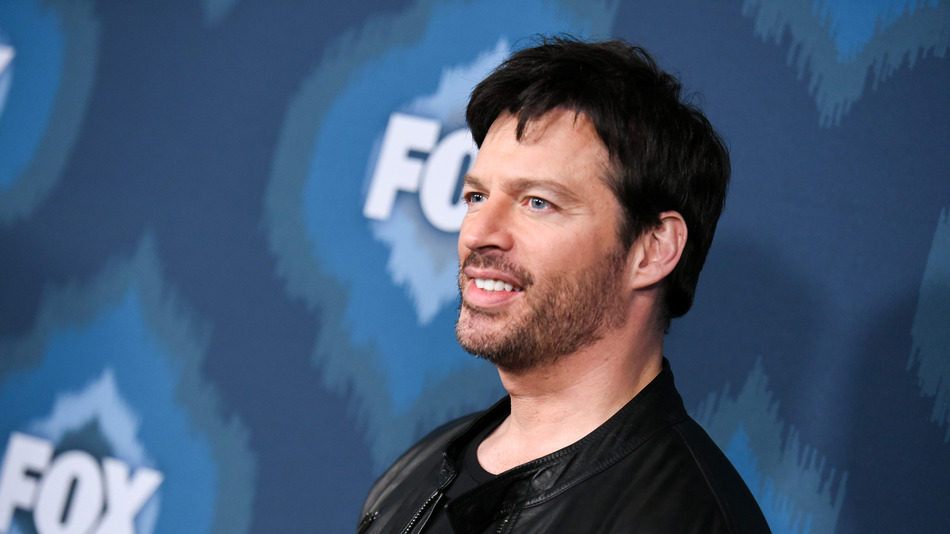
[358,37,770,533]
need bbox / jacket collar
[442,358,688,533]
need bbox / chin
[456,314,499,354]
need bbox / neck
[477,324,664,474]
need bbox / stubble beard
[455,248,629,372]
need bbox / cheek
[541,235,618,275]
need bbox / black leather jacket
[358,361,771,533]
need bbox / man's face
[456,109,631,371]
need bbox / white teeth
[474,278,517,292]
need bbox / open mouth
[473,278,523,292]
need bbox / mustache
[460,252,533,288]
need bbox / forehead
[470,109,612,189]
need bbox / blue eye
[464,192,485,204]
[528,197,550,210]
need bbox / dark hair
[466,36,730,325]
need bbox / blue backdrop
[1,0,948,532]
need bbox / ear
[627,211,687,290]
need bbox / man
[358,37,770,533]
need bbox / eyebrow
[463,174,582,204]
[462,174,486,191]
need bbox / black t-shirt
[423,420,499,533]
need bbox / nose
[459,194,514,253]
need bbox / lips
[460,253,530,308]
[461,253,530,287]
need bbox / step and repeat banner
[1,0,948,532]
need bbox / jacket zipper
[400,490,445,534]
[356,511,378,534]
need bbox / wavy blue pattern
[1,294,215,533]
[0,239,255,533]
[696,361,845,533]
[742,0,949,125]
[814,0,938,60]
[0,0,62,190]
[0,0,98,224]
[910,208,950,441]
